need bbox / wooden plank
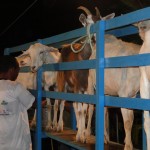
[31,128,140,150]
[45,128,129,150]
[46,129,95,150]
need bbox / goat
[16,55,36,89]
[19,43,60,131]
[78,7,141,150]
[55,6,115,144]
[135,20,150,150]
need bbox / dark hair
[0,55,19,73]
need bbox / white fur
[19,43,60,131]
[137,20,150,150]
[83,34,141,150]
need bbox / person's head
[0,56,19,81]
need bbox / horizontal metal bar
[49,38,80,48]
[42,91,96,104]
[105,53,150,68]
[107,26,138,37]
[42,59,96,71]
[105,96,150,110]
[32,89,150,111]
[105,7,150,30]
[29,89,37,96]
[19,66,31,72]
[42,27,87,45]
[20,53,150,73]
[30,89,150,111]
[7,41,37,54]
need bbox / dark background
[0,0,150,55]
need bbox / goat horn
[95,7,101,18]
[78,6,92,15]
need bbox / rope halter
[71,23,94,53]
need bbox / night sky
[0,0,149,55]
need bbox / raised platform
[45,128,126,150]
[31,127,141,150]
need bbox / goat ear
[47,47,59,52]
[17,50,29,57]
[40,44,58,53]
[132,23,139,27]
[79,13,87,26]
[101,13,115,20]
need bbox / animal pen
[4,6,150,150]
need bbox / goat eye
[39,53,43,58]
[141,26,146,29]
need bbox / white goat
[19,43,60,131]
[16,53,38,130]
[136,20,150,150]
[16,55,36,89]
[78,6,141,149]
[87,35,141,149]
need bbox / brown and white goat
[55,6,115,143]
[77,6,141,150]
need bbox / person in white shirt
[0,56,35,150]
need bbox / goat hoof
[45,126,52,132]
[52,122,58,131]
[104,135,109,144]
[76,133,81,142]
[124,144,133,150]
[57,121,63,132]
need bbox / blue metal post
[71,103,76,130]
[4,48,10,55]
[36,67,43,150]
[96,20,105,150]
[37,39,43,44]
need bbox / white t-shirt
[0,80,35,150]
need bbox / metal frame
[4,6,150,150]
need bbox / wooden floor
[31,127,141,150]
[45,128,126,150]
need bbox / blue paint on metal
[4,48,10,55]
[105,7,150,30]
[37,39,43,44]
[107,26,138,37]
[20,66,31,72]
[42,59,96,71]
[29,89,37,97]
[96,20,105,150]
[6,41,36,54]
[105,96,150,110]
[42,27,87,45]
[105,53,150,68]
[42,91,96,104]
[70,104,76,130]
[36,67,43,150]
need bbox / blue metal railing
[4,6,150,150]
